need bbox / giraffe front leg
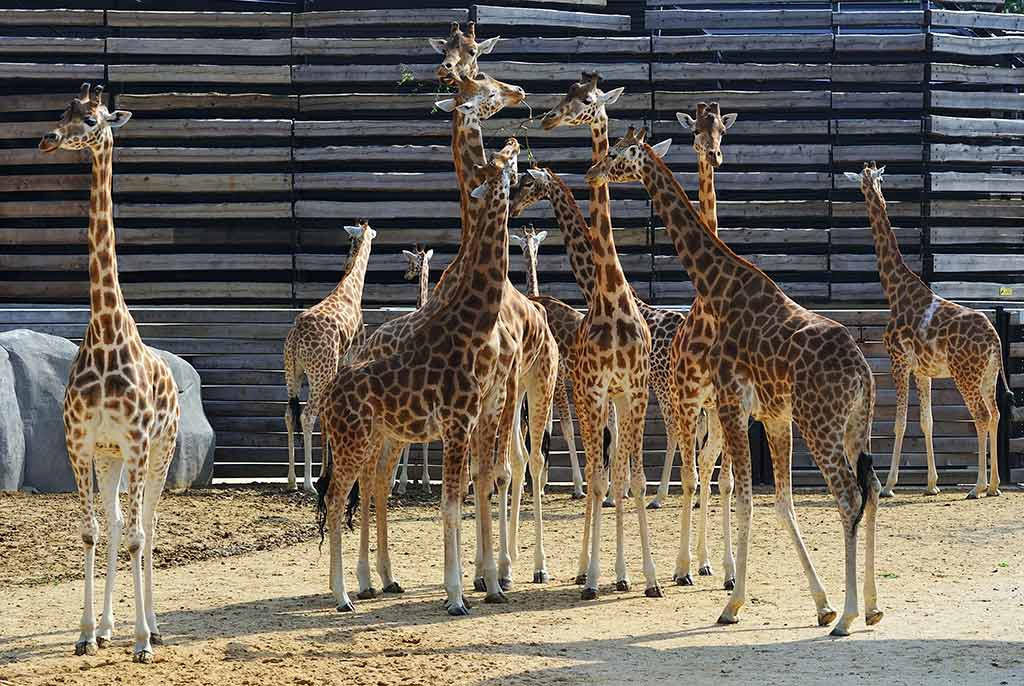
[915,374,940,496]
[69,437,99,657]
[882,360,911,497]
[356,471,376,599]
[555,381,585,499]
[575,387,608,599]
[672,406,700,585]
[299,405,318,494]
[375,441,406,594]
[120,437,153,663]
[285,399,298,491]
[987,408,1001,497]
[94,459,124,649]
[716,401,752,626]
[395,444,410,495]
[441,426,473,616]
[620,390,661,597]
[141,444,172,647]
[649,387,678,510]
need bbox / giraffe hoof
[133,649,154,664]
[336,601,356,613]
[484,592,508,605]
[879,488,895,498]
[96,636,111,649]
[302,484,317,495]
[356,587,377,600]
[601,498,614,508]
[446,602,470,617]
[615,580,630,592]
[580,587,598,601]
[923,486,940,496]
[473,577,487,593]
[571,491,585,500]
[866,610,884,626]
[574,574,587,586]
[499,578,512,592]
[674,574,693,587]
[646,499,662,510]
[987,488,1001,498]
[966,489,979,500]
[533,571,550,584]
[645,586,664,599]
[723,578,735,591]
[463,595,473,609]
[74,640,98,656]
[698,565,713,577]
[149,633,163,646]
[716,613,739,626]
[829,625,850,637]
[382,582,404,594]
[818,609,838,626]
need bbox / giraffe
[589,126,882,635]
[510,225,586,498]
[40,83,180,663]
[430,21,498,86]
[539,72,685,513]
[666,102,740,588]
[283,221,375,492]
[510,164,662,600]
[393,245,434,495]
[846,162,1012,499]
[316,137,521,615]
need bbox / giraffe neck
[452,177,509,331]
[546,172,599,304]
[696,157,719,235]
[325,236,372,307]
[87,135,128,319]
[524,248,539,297]
[641,146,756,313]
[417,262,430,308]
[433,110,487,298]
[863,184,930,308]
[589,118,613,239]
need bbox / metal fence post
[995,307,1012,484]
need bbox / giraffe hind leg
[69,435,99,657]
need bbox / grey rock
[0,345,26,491]
[151,348,215,490]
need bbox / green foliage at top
[1006,0,1023,14]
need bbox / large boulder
[0,329,215,492]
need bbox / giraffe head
[429,22,499,85]
[39,83,131,153]
[510,224,548,261]
[845,161,886,199]
[539,71,623,130]
[435,72,526,123]
[509,164,554,217]
[470,138,520,199]
[584,126,672,186]
[676,101,737,169]
[402,244,434,281]
[343,220,377,252]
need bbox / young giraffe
[317,138,521,615]
[539,72,685,512]
[847,162,1012,499]
[41,83,180,663]
[590,126,882,635]
[668,102,740,588]
[510,225,586,498]
[284,222,375,492]
[393,245,434,495]
[509,164,662,599]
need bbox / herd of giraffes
[36,21,1013,666]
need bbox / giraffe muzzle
[39,131,61,152]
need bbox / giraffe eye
[83,116,97,126]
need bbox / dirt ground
[1,486,1022,686]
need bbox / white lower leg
[356,486,373,594]
[653,438,675,505]
[585,487,603,592]
[720,495,750,623]
[301,414,316,493]
[397,446,409,494]
[988,421,1001,495]
[632,473,659,591]
[576,487,593,581]
[330,519,353,611]
[776,497,833,623]
[863,498,882,624]
[442,492,466,612]
[720,467,736,584]
[97,480,122,643]
[129,531,151,661]
[531,461,548,580]
[78,521,99,653]
[613,479,628,586]
[561,407,584,496]
[969,423,988,498]
[420,443,431,490]
[673,462,697,581]
[285,411,297,490]
[831,530,860,636]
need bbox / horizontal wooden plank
[834,34,924,53]
[665,144,830,167]
[833,145,922,163]
[654,34,832,53]
[295,199,650,220]
[832,64,924,83]
[932,282,1024,301]
[930,90,1024,112]
[107,10,292,28]
[833,11,923,27]
[0,63,104,80]
[475,5,631,31]
[832,92,922,110]
[932,227,1024,245]
[931,33,1024,57]
[653,280,829,302]
[116,202,292,219]
[108,64,291,85]
[646,9,831,30]
[930,115,1024,139]
[932,9,1024,31]
[0,252,291,273]
[0,9,103,26]
[655,90,830,111]
[107,38,292,57]
[930,144,1024,164]
[834,119,920,136]
[116,93,297,112]
[832,254,922,272]
[0,37,105,55]
[2,147,293,166]
[932,63,1024,86]
[294,60,648,84]
[0,282,291,301]
[655,253,826,271]
[933,254,1024,273]
[931,172,1024,194]
[292,9,467,28]
[293,35,647,57]
[115,119,293,139]
[931,199,1024,220]
[832,226,920,248]
[654,62,829,82]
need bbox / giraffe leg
[93,458,123,648]
[717,427,736,591]
[328,476,358,613]
[375,441,406,593]
[395,444,410,495]
[283,351,301,491]
[620,389,661,597]
[491,371,518,591]
[764,419,836,626]
[671,405,700,585]
[299,402,318,494]
[471,403,504,603]
[556,381,585,498]
[285,397,298,491]
[69,435,99,657]
[142,436,172,646]
[986,388,1001,497]
[881,360,911,497]
[118,436,153,663]
[965,401,992,501]
[695,408,722,579]
[356,469,375,599]
[575,385,609,599]
[525,353,556,584]
[441,423,474,615]
[420,441,432,493]
[716,399,752,626]
[915,374,940,495]
[602,405,618,508]
[649,385,678,509]
[508,391,528,565]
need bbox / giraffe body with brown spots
[590,126,882,636]
[283,222,375,493]
[847,162,1011,499]
[41,84,180,664]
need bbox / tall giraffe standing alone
[317,138,521,615]
[591,127,881,636]
[847,162,1012,498]
[511,226,586,498]
[393,245,434,495]
[41,83,180,663]
[283,222,375,492]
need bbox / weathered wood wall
[1,1,1021,308]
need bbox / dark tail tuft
[345,480,359,532]
[998,366,1015,407]
[521,399,531,454]
[314,447,332,548]
[541,429,551,468]
[852,452,874,534]
[602,427,612,470]
[289,396,302,428]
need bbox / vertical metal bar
[921,0,932,287]
[995,307,1012,485]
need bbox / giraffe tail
[852,452,874,535]
[289,396,302,429]
[314,447,333,546]
[997,357,1015,407]
[602,427,612,471]
[345,479,359,532]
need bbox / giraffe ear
[402,250,417,259]
[871,166,885,180]
[424,249,433,261]
[434,98,457,113]
[650,138,672,158]
[477,36,500,55]
[456,101,477,114]
[527,168,548,182]
[599,86,624,107]
[470,181,488,198]
[510,235,525,246]
[428,38,448,54]
[676,112,696,132]
[721,113,738,129]
[843,172,861,183]
[106,110,132,129]
[535,230,548,243]
[344,225,362,237]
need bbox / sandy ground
[1,487,1022,686]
